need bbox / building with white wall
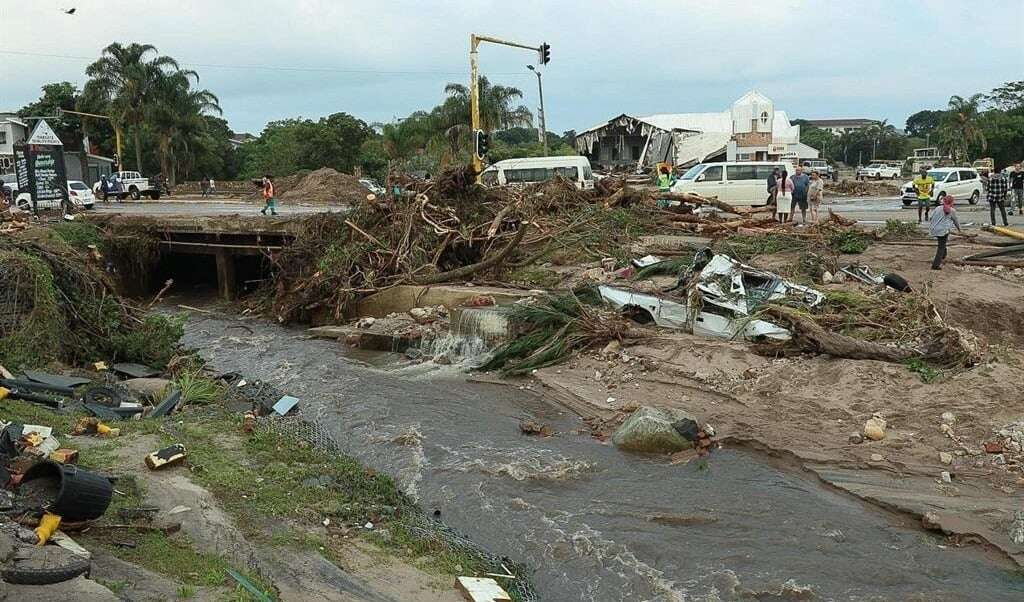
[0,114,30,172]
[575,91,818,172]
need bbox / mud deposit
[180,311,1024,601]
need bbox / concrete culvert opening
[147,251,274,301]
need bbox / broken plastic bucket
[20,461,113,521]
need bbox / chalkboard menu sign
[12,142,69,213]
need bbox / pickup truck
[856,163,902,180]
[800,159,837,181]
[93,171,162,200]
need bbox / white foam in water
[418,306,512,367]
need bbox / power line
[0,48,530,77]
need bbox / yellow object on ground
[990,226,1024,240]
[35,512,62,545]
[0,386,9,400]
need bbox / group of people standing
[767,165,824,224]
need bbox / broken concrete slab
[351,284,532,319]
[111,363,160,379]
[455,576,512,602]
[121,377,173,400]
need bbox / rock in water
[612,406,698,453]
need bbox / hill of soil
[250,168,371,205]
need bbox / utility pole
[527,65,548,155]
[469,35,550,177]
[58,108,124,167]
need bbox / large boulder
[612,406,699,454]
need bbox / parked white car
[670,161,791,206]
[900,167,983,206]
[857,163,902,180]
[14,180,96,211]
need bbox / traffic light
[475,129,490,159]
[539,42,551,65]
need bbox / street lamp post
[527,65,548,155]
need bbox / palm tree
[85,43,180,171]
[148,70,221,184]
[937,94,987,162]
[433,76,533,163]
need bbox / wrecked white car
[599,251,824,341]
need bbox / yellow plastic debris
[0,386,9,401]
[989,226,1024,241]
[35,512,62,546]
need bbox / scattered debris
[863,415,887,441]
[272,395,299,416]
[612,406,703,454]
[518,420,553,437]
[455,576,513,602]
[144,443,188,470]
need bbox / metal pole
[537,70,547,155]
[470,34,482,177]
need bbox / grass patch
[173,370,224,406]
[51,221,102,249]
[828,230,870,254]
[906,359,942,383]
[508,265,560,289]
[880,218,919,238]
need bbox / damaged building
[574,91,820,172]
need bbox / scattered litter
[144,443,188,470]
[150,388,183,418]
[940,471,952,483]
[518,420,553,437]
[272,395,299,416]
[631,254,663,268]
[50,530,90,558]
[863,415,887,441]
[71,417,120,438]
[111,362,160,379]
[167,505,191,515]
[225,568,274,602]
[24,371,91,388]
[456,576,513,602]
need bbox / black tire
[969,190,979,205]
[129,187,141,200]
[84,385,128,407]
[883,273,911,292]
[1,555,91,585]
[902,198,913,207]
[149,190,161,200]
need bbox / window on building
[631,145,641,160]
[760,111,769,126]
[611,146,620,160]
[0,132,6,145]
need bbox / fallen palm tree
[479,292,634,375]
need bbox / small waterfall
[418,306,512,366]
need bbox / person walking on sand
[1010,162,1024,216]
[791,165,810,224]
[775,169,793,224]
[260,175,277,215]
[929,194,962,270]
[208,177,216,196]
[987,165,1010,227]
[807,169,825,224]
[200,176,209,198]
[913,167,935,224]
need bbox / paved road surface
[86,196,1024,229]
[91,199,343,216]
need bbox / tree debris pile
[825,179,901,196]
[0,233,183,370]
[264,168,657,323]
[756,288,984,367]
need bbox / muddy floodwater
[180,311,1024,601]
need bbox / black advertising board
[12,142,69,213]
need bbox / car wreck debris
[144,443,188,470]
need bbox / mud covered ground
[530,239,1024,568]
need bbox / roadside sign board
[13,120,69,214]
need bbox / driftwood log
[412,223,528,285]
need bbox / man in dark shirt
[766,167,779,205]
[791,165,811,224]
[987,166,1010,227]
[1010,162,1024,215]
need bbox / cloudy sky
[2,0,1022,136]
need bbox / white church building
[574,91,819,171]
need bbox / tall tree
[985,80,1024,113]
[147,70,221,184]
[85,43,180,171]
[904,110,944,140]
[937,94,986,162]
[432,76,533,163]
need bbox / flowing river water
[180,311,1024,601]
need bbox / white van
[670,161,792,206]
[481,156,595,190]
